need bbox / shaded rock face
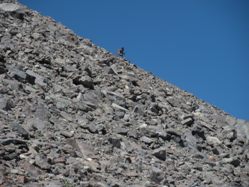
[0,1,249,187]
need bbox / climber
[117,47,125,58]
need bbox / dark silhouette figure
[117,47,125,58]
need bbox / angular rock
[66,139,95,159]
[0,3,22,12]
[43,181,62,187]
[9,68,26,82]
[73,75,94,89]
[140,136,154,145]
[108,64,120,75]
[4,98,15,111]
[26,70,47,86]
[183,131,197,149]
[235,120,249,143]
[0,57,7,74]
[0,96,8,110]
[25,72,36,84]
[150,167,164,184]
[60,131,74,138]
[108,137,122,148]
[181,117,194,126]
[206,136,222,146]
[222,157,241,167]
[11,122,29,139]
[152,148,166,161]
[111,103,128,112]
[35,155,50,170]
[81,123,106,134]
[113,127,128,135]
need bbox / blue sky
[20,0,249,120]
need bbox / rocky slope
[0,1,249,187]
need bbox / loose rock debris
[0,1,249,186]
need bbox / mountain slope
[0,1,249,186]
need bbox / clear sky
[20,0,249,120]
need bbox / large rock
[152,148,166,161]
[0,3,22,12]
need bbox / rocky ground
[0,1,249,187]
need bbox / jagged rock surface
[0,1,249,187]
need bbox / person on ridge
[117,47,125,58]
